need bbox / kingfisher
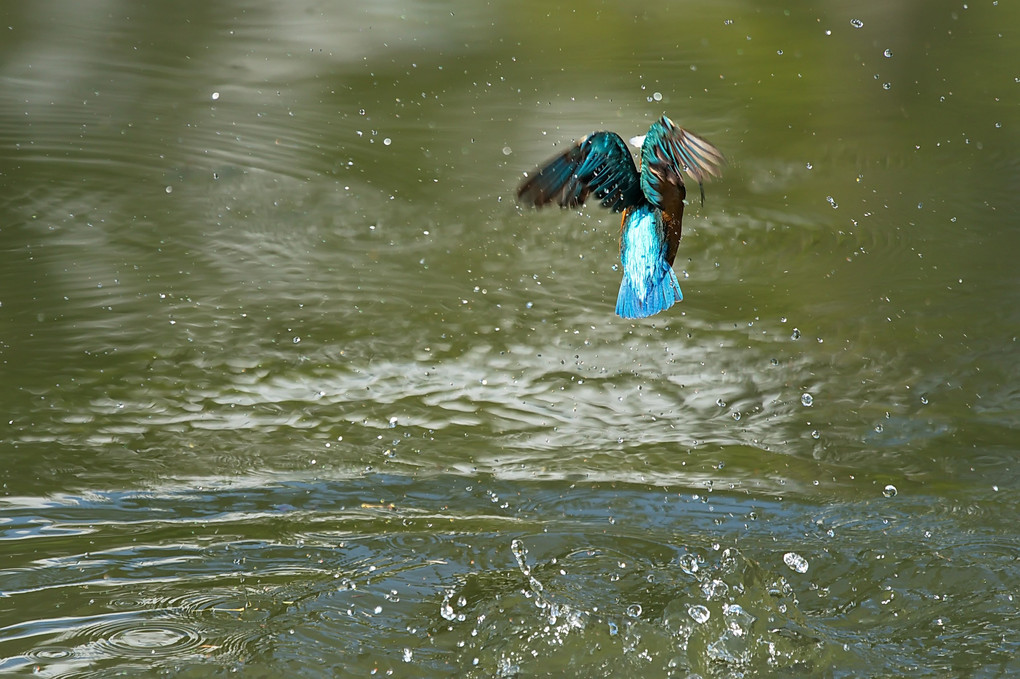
[517,115,724,319]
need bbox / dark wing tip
[516,142,587,208]
[516,132,642,213]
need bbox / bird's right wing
[517,132,644,213]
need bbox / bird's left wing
[640,116,724,209]
[517,131,643,213]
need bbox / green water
[1,1,1017,676]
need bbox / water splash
[783,552,809,574]
[688,604,711,623]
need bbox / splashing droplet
[688,604,711,623]
[883,48,893,57]
[850,18,864,28]
[783,552,809,573]
[440,590,457,621]
[801,393,814,407]
[510,538,529,575]
[883,484,898,498]
[678,553,700,576]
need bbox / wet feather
[517,116,723,318]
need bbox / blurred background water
[0,1,1017,676]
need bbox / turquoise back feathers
[517,115,724,318]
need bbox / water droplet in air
[510,539,529,574]
[383,138,392,146]
[883,484,898,498]
[882,82,892,90]
[875,424,884,433]
[716,398,727,407]
[826,195,838,209]
[211,91,220,100]
[801,393,813,407]
[883,48,893,57]
[165,186,172,194]
[688,604,711,623]
[626,604,643,618]
[850,18,864,28]
[703,579,729,599]
[652,91,662,102]
[783,552,809,573]
[501,146,512,156]
[920,395,928,405]
[791,328,801,340]
[811,430,820,439]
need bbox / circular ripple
[158,590,248,614]
[24,646,75,661]
[150,591,277,660]
[85,618,203,658]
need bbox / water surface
[0,1,1017,676]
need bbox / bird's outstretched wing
[640,115,724,210]
[517,131,643,213]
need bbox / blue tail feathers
[615,205,683,319]
[615,262,682,318]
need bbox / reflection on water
[1,0,1018,676]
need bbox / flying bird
[517,115,724,319]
